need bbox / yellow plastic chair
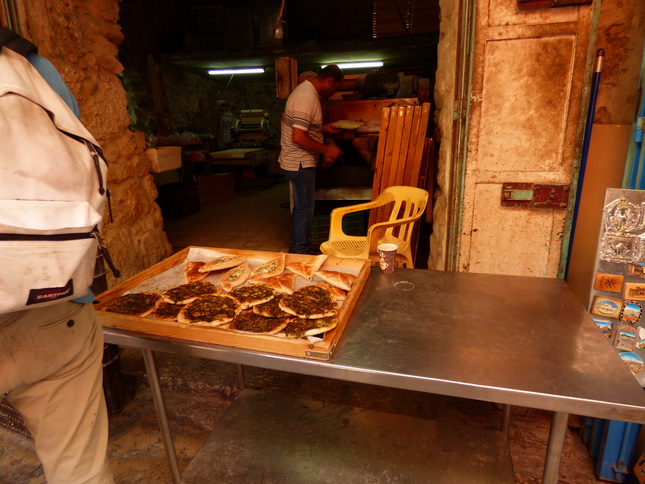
[320,186,429,268]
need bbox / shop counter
[103,268,645,483]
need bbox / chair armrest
[366,214,423,252]
[328,199,382,238]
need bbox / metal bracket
[305,350,331,359]
[501,183,570,209]
[305,341,337,360]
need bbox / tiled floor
[163,180,292,254]
[0,182,604,483]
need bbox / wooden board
[370,102,431,227]
[96,247,371,360]
[209,148,262,160]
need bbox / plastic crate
[595,420,641,482]
[581,417,642,482]
[310,211,366,246]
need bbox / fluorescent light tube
[321,61,383,70]
[208,68,265,75]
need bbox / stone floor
[0,181,608,483]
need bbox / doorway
[116,0,446,268]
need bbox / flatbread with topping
[184,261,208,283]
[102,293,161,317]
[316,282,346,301]
[199,255,245,273]
[314,270,356,292]
[249,252,286,282]
[333,120,362,130]
[281,316,338,338]
[286,254,327,280]
[279,285,338,319]
[230,283,275,309]
[253,294,291,318]
[162,281,220,305]
[177,294,242,326]
[220,263,252,292]
[226,311,289,335]
[149,300,182,321]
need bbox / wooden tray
[96,247,371,360]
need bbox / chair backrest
[370,102,431,227]
[369,186,429,247]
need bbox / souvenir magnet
[604,198,641,233]
[614,324,638,351]
[620,301,642,324]
[625,283,645,301]
[628,263,645,278]
[593,273,624,293]
[590,296,623,319]
[592,317,612,339]
[639,328,645,350]
[619,351,643,375]
[600,233,640,263]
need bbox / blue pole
[564,49,604,280]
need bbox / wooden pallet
[96,247,370,360]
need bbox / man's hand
[293,128,342,161]
[325,143,342,162]
[323,123,343,135]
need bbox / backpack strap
[0,28,37,57]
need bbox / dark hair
[318,64,344,83]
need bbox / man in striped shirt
[279,65,344,254]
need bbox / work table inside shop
[103,268,645,483]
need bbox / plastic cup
[377,243,398,273]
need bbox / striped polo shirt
[278,80,323,171]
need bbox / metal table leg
[501,404,512,440]
[542,411,568,484]
[236,364,246,391]
[142,348,181,484]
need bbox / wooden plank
[408,103,432,188]
[371,107,391,201]
[374,107,405,224]
[389,105,416,189]
[96,247,370,360]
[370,107,398,227]
[275,57,291,99]
[384,107,407,191]
[378,107,401,195]
[275,57,298,99]
[401,105,422,187]
[290,58,298,93]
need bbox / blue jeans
[283,167,316,253]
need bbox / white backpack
[0,46,117,313]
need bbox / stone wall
[429,0,459,271]
[11,0,172,285]
[594,0,645,125]
[159,65,284,144]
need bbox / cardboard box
[197,173,235,203]
[146,146,182,173]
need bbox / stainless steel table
[104,269,645,483]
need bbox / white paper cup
[377,243,398,273]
